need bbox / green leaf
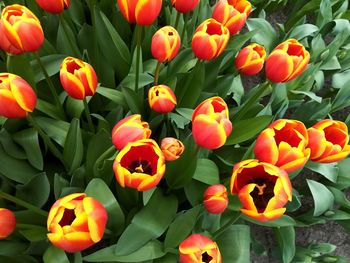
[0,129,26,160]
[246,18,278,52]
[305,162,338,183]
[293,99,331,122]
[288,24,319,40]
[7,54,36,88]
[96,86,127,107]
[85,178,125,235]
[192,159,220,185]
[290,90,322,103]
[19,226,47,242]
[121,87,144,114]
[114,189,178,255]
[30,54,65,83]
[63,118,83,174]
[307,179,334,216]
[43,245,69,263]
[275,226,295,263]
[216,225,250,263]
[35,99,62,120]
[35,117,70,147]
[331,79,350,112]
[243,215,296,227]
[165,206,201,248]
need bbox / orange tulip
[148,85,177,113]
[161,137,185,161]
[113,139,166,191]
[0,208,16,240]
[192,18,230,61]
[112,114,152,150]
[230,160,292,222]
[254,119,310,173]
[116,0,162,26]
[307,120,350,163]
[0,4,44,55]
[265,39,310,83]
[192,96,232,150]
[212,0,252,36]
[171,0,199,13]
[35,0,70,14]
[60,57,98,100]
[235,43,266,75]
[179,234,222,263]
[151,26,181,62]
[0,73,37,118]
[203,184,228,214]
[47,193,108,253]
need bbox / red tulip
[235,43,266,75]
[171,0,200,13]
[35,0,70,14]
[151,26,181,62]
[203,184,228,214]
[148,85,177,113]
[0,208,16,240]
[161,137,185,161]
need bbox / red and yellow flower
[265,39,310,83]
[203,184,228,214]
[234,43,266,75]
[116,0,162,26]
[151,26,181,62]
[0,73,37,118]
[161,137,185,161]
[212,0,252,36]
[35,0,70,14]
[230,160,292,222]
[47,193,108,253]
[113,139,166,191]
[179,234,222,263]
[192,96,232,150]
[192,18,230,61]
[0,4,44,55]
[254,119,310,173]
[0,208,16,240]
[60,57,98,100]
[171,0,200,13]
[112,114,152,151]
[148,85,177,113]
[307,120,350,163]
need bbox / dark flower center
[128,160,153,174]
[168,31,174,36]
[201,252,213,263]
[58,209,76,227]
[66,61,81,74]
[206,23,223,35]
[249,178,275,212]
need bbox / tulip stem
[181,13,189,43]
[174,12,181,29]
[83,98,95,133]
[154,61,161,85]
[0,191,48,217]
[213,213,241,239]
[59,14,80,58]
[135,26,142,91]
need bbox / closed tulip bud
[0,208,16,240]
[60,57,98,100]
[179,234,222,263]
[112,114,152,150]
[35,0,70,14]
[116,0,162,26]
[192,18,230,61]
[266,39,310,83]
[235,43,266,75]
[148,85,177,113]
[0,73,37,118]
[151,26,181,62]
[113,139,166,191]
[203,184,228,214]
[161,137,185,161]
[307,120,350,163]
[0,4,44,55]
[254,119,310,173]
[171,0,200,13]
[230,160,292,222]
[47,193,108,253]
[192,96,232,150]
[212,0,252,36]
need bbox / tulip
[212,0,252,36]
[60,57,98,100]
[35,0,70,14]
[113,139,166,191]
[307,120,350,163]
[192,18,230,61]
[234,43,266,75]
[151,26,181,62]
[230,159,292,222]
[0,208,16,240]
[0,4,44,55]
[179,234,222,263]
[161,137,185,161]
[203,184,228,214]
[0,73,37,118]
[148,85,177,113]
[116,0,162,26]
[112,114,152,151]
[171,0,199,13]
[265,39,310,83]
[47,193,108,253]
[254,119,310,173]
[192,96,232,150]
